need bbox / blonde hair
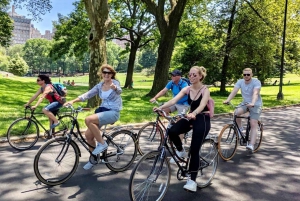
[243,68,252,73]
[97,64,117,80]
[191,66,207,81]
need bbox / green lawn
[0,73,299,137]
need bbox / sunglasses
[37,79,42,82]
[171,74,178,77]
[102,71,113,75]
[188,73,197,78]
[243,74,251,76]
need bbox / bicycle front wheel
[104,130,137,172]
[253,121,263,152]
[7,118,39,151]
[197,139,218,188]
[34,137,80,186]
[218,124,238,161]
[129,151,170,201]
[54,115,76,137]
[137,122,164,155]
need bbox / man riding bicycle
[223,68,263,152]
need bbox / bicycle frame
[232,114,251,144]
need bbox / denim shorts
[97,110,120,128]
[44,101,63,113]
[238,105,262,120]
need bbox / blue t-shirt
[166,79,189,105]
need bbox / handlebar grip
[82,108,91,111]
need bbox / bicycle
[218,102,263,161]
[129,110,218,200]
[33,105,138,186]
[137,101,191,156]
[6,106,74,151]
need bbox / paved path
[0,106,300,201]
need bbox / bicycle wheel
[34,137,80,186]
[197,139,218,188]
[218,124,238,161]
[129,151,170,201]
[104,130,137,172]
[137,122,164,155]
[7,118,39,151]
[54,115,76,137]
[252,121,263,152]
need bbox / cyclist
[150,69,189,115]
[223,68,262,152]
[24,74,64,130]
[64,64,122,170]
[154,66,211,192]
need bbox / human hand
[63,101,73,107]
[187,112,196,120]
[31,105,37,110]
[247,103,254,107]
[150,98,156,103]
[223,100,229,104]
[110,83,117,90]
[24,103,29,108]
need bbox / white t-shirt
[235,78,262,106]
[100,89,113,108]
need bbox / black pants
[168,114,211,181]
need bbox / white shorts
[169,104,190,114]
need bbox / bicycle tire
[129,151,170,201]
[197,139,219,188]
[34,137,80,186]
[104,130,137,172]
[54,115,76,137]
[7,118,39,151]
[252,121,263,152]
[218,124,238,161]
[137,122,164,155]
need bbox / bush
[8,56,29,76]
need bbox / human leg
[247,106,262,151]
[168,119,191,151]
[43,102,62,128]
[234,106,247,129]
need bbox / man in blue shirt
[150,69,189,115]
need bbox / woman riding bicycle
[24,74,64,130]
[154,66,211,192]
[64,64,122,170]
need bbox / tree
[141,0,188,96]
[8,55,29,76]
[0,0,13,47]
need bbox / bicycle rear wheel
[197,139,218,188]
[218,124,238,161]
[137,122,164,155]
[104,130,137,172]
[34,137,80,186]
[7,118,39,151]
[129,151,170,201]
[252,121,263,152]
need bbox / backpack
[170,78,191,91]
[186,85,215,118]
[52,83,67,97]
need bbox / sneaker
[246,144,254,152]
[50,121,60,129]
[183,179,197,192]
[170,149,187,164]
[83,161,94,170]
[92,141,108,155]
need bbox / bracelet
[193,110,198,115]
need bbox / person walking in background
[64,64,122,170]
[223,68,263,152]
[24,75,64,131]
[150,69,189,115]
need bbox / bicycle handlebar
[154,108,189,123]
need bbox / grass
[0,73,299,137]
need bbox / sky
[9,0,75,34]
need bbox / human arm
[31,85,52,109]
[24,88,42,107]
[247,88,260,107]
[150,88,168,103]
[223,87,239,104]
[111,80,122,94]
[155,86,187,110]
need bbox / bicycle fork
[55,137,72,164]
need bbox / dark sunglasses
[171,74,177,77]
[37,79,41,82]
[243,74,250,76]
[102,71,113,75]
[188,73,197,78]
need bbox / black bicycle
[6,106,74,151]
[129,110,218,200]
[33,105,138,186]
[218,102,263,161]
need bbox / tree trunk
[220,0,238,93]
[84,0,111,107]
[124,42,139,88]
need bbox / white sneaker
[246,144,254,152]
[170,149,187,164]
[92,141,108,155]
[83,161,94,170]
[183,179,197,192]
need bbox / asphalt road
[0,106,300,201]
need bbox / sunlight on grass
[0,73,299,137]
